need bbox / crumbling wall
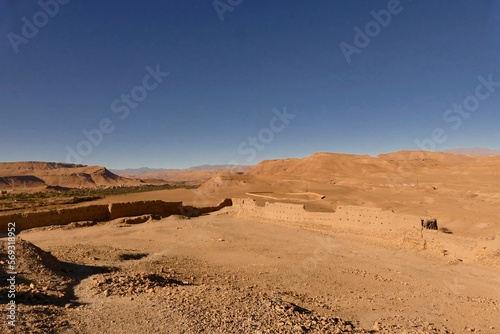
[263,202,305,221]
[334,205,411,225]
[233,198,416,228]
[199,198,233,214]
[232,198,258,214]
[0,205,110,232]
[108,201,182,219]
[0,198,233,233]
[232,198,500,268]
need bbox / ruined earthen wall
[0,204,110,232]
[233,198,414,227]
[0,199,233,233]
[108,201,182,220]
[199,198,233,214]
[232,198,500,267]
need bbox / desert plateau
[1,150,499,333]
[3,1,500,333]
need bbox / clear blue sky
[1,0,500,169]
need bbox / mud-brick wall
[108,201,182,220]
[335,206,386,223]
[233,198,417,228]
[0,199,233,233]
[233,198,258,213]
[263,202,306,221]
[0,204,110,232]
[198,198,233,214]
[335,205,413,226]
[305,211,336,222]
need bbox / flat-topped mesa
[0,161,141,190]
[0,161,87,171]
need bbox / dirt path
[15,211,500,333]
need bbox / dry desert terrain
[1,151,500,333]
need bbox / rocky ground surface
[0,238,363,333]
[1,211,499,333]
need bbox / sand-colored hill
[118,165,254,183]
[0,161,143,192]
[247,150,500,178]
[195,151,500,238]
[1,151,500,333]
[247,152,388,180]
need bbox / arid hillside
[1,151,499,333]
[0,162,144,192]
[246,150,500,179]
[116,165,254,183]
[196,151,500,238]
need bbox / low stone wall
[0,199,232,233]
[0,205,110,232]
[231,198,500,268]
[199,198,233,214]
[108,201,182,220]
[232,198,414,228]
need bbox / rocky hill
[246,150,500,179]
[0,162,144,192]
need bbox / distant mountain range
[440,147,500,155]
[110,164,246,175]
[112,165,254,183]
[187,164,242,170]
[109,167,173,175]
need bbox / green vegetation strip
[0,184,199,211]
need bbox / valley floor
[2,210,499,333]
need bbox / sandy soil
[1,208,499,333]
[1,151,500,333]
